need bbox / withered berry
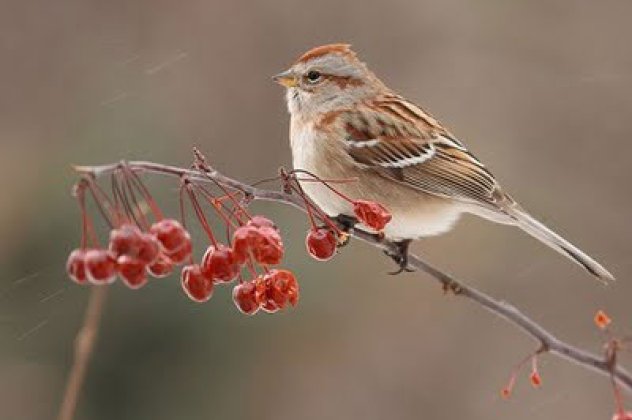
[85,249,117,284]
[181,264,213,302]
[306,228,337,261]
[66,249,88,285]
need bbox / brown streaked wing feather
[340,98,503,207]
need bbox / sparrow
[273,43,614,281]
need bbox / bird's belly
[291,123,462,240]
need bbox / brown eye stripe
[323,75,364,89]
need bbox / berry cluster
[66,157,393,316]
[65,163,300,316]
[67,219,189,289]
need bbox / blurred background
[1,0,631,419]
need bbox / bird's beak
[272,69,298,88]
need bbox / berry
[232,226,256,264]
[165,233,192,265]
[253,227,284,265]
[117,255,148,289]
[137,233,161,265]
[353,200,392,231]
[201,244,241,283]
[181,264,213,302]
[84,249,117,284]
[66,249,88,284]
[306,228,337,261]
[232,281,262,315]
[594,310,612,330]
[529,371,541,388]
[232,225,283,265]
[258,269,299,313]
[150,219,190,254]
[613,413,632,420]
[109,224,143,257]
[147,253,174,278]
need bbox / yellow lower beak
[273,70,298,88]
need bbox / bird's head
[273,44,386,117]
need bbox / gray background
[1,0,631,419]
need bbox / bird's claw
[385,239,414,275]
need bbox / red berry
[147,253,174,278]
[66,249,88,284]
[232,225,284,265]
[247,215,276,230]
[232,281,262,315]
[353,200,392,231]
[201,244,241,283]
[150,219,190,254]
[253,227,284,265]
[232,226,256,264]
[117,255,148,289]
[613,412,632,420]
[137,233,161,265]
[258,269,299,312]
[84,249,117,284]
[181,264,213,302]
[109,224,143,257]
[165,233,192,265]
[305,228,337,261]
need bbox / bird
[273,43,614,282]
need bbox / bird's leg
[385,239,414,275]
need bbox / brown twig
[57,287,108,420]
[72,159,632,394]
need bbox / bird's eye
[305,70,322,83]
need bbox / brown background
[1,0,631,419]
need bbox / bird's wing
[335,95,509,209]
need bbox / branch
[58,287,109,420]
[75,160,632,393]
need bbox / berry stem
[122,163,165,221]
[184,181,219,248]
[288,169,358,203]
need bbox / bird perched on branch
[274,43,613,281]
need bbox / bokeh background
[2,0,631,419]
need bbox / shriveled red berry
[232,225,284,265]
[109,224,143,257]
[137,233,161,265]
[181,264,213,302]
[150,219,189,254]
[306,228,337,261]
[165,233,192,265]
[253,227,284,265]
[232,226,256,264]
[353,200,392,231]
[147,253,174,278]
[201,244,241,283]
[247,215,276,230]
[84,249,117,284]
[117,255,148,289]
[259,269,299,312]
[232,281,262,315]
[66,249,88,284]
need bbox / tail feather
[506,207,614,282]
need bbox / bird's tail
[505,206,614,283]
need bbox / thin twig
[73,160,632,393]
[57,287,108,420]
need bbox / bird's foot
[385,239,414,275]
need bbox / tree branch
[74,160,632,393]
[58,287,109,420]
